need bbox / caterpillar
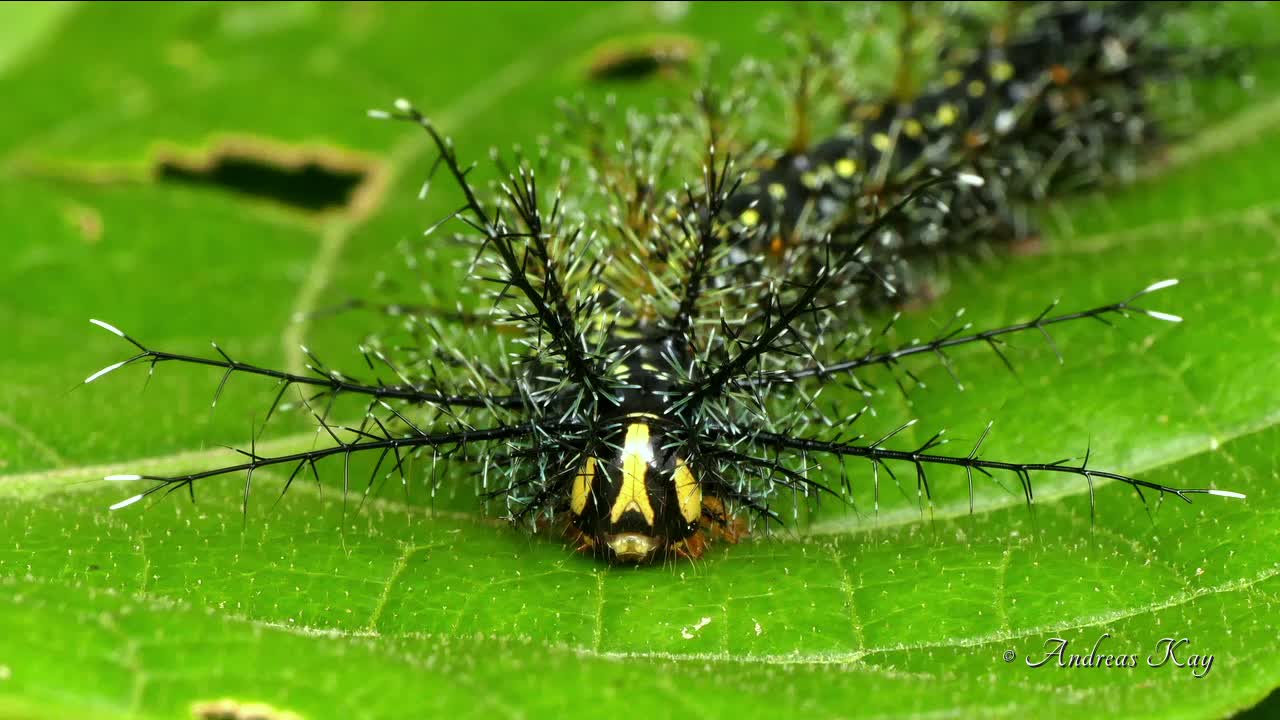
[84,2,1250,564]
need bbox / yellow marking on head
[610,423,656,525]
[990,61,1014,83]
[935,103,958,127]
[871,133,892,153]
[967,79,986,98]
[673,458,701,524]
[943,69,963,87]
[571,457,595,515]
[835,158,858,178]
[739,207,760,227]
[767,183,787,201]
[903,119,923,139]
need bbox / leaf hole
[155,137,382,216]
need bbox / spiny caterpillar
[85,2,1248,563]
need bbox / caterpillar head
[568,418,703,563]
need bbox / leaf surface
[2,4,1278,719]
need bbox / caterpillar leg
[666,497,751,560]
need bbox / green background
[2,2,1279,719]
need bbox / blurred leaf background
[2,2,1279,719]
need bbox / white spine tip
[1208,489,1246,499]
[1143,279,1179,293]
[105,474,143,481]
[394,98,412,112]
[109,494,146,511]
[905,419,919,427]
[1145,310,1183,323]
[89,319,125,337]
[367,109,391,119]
[84,360,128,384]
[957,173,985,187]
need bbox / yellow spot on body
[767,183,787,201]
[943,69,963,87]
[990,61,1014,83]
[571,457,596,515]
[673,458,701,524]
[871,133,892,152]
[835,158,858,178]
[967,79,986,98]
[903,119,923,138]
[611,423,656,525]
[936,103,958,126]
[855,103,882,120]
[739,207,760,227]
[800,171,819,189]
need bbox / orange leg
[700,495,750,544]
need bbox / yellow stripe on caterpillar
[610,423,656,525]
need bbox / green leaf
[2,4,1278,719]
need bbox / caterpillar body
[85,2,1250,563]
[727,1,1228,307]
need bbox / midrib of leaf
[8,193,1275,531]
[1159,91,1280,173]
[7,382,1276,539]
